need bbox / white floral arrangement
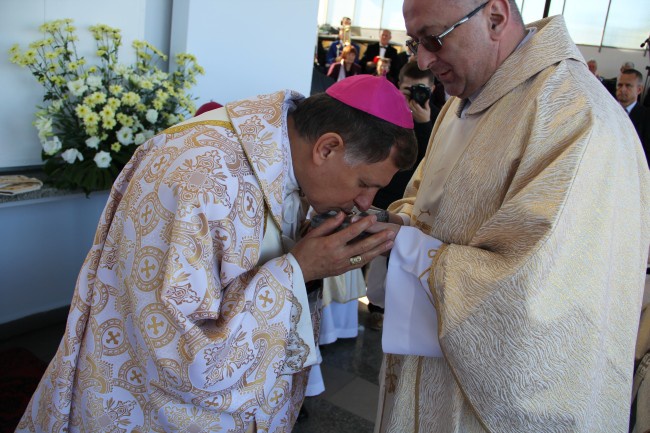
[9,19,204,193]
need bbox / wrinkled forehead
[403,0,470,35]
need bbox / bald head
[403,0,526,98]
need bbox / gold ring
[349,255,362,265]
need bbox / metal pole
[598,0,613,53]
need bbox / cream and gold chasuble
[375,16,650,433]
[18,91,321,433]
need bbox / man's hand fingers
[343,229,395,270]
[335,214,377,243]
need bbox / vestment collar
[226,90,306,231]
[465,15,584,116]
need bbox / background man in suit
[617,68,649,162]
[361,29,399,82]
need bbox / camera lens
[410,84,431,107]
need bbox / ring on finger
[349,255,362,265]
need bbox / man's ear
[488,0,509,36]
[312,132,344,166]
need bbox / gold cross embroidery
[140,259,156,279]
[258,290,273,308]
[105,330,121,345]
[129,370,143,384]
[147,316,164,335]
[270,390,283,404]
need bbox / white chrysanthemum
[102,118,117,129]
[67,78,87,97]
[85,136,100,149]
[83,112,100,127]
[116,126,134,145]
[121,92,140,106]
[75,104,91,118]
[42,136,62,155]
[100,106,115,121]
[86,75,102,88]
[34,116,53,141]
[144,130,155,139]
[133,133,146,145]
[94,150,112,168]
[49,100,63,113]
[145,109,158,124]
[61,148,84,164]
[113,64,129,75]
[139,79,154,90]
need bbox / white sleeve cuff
[382,226,444,357]
[397,212,411,226]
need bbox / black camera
[409,84,432,107]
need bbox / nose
[354,191,375,212]
[417,49,438,71]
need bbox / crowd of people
[587,59,649,158]
[17,1,650,432]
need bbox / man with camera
[372,61,439,210]
[365,61,439,331]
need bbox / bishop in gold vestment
[16,77,417,433]
[375,15,650,433]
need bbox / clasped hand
[291,212,396,282]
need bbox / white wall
[0,193,109,323]
[0,0,320,170]
[0,0,156,169]
[170,0,320,108]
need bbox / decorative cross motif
[106,330,121,345]
[141,205,153,223]
[154,157,166,171]
[140,259,156,279]
[244,410,256,419]
[206,397,220,407]
[246,196,254,212]
[130,370,143,384]
[258,290,273,308]
[270,390,283,404]
[147,316,164,335]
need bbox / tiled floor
[0,301,383,433]
[7,277,647,432]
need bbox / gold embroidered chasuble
[376,16,650,433]
[18,90,321,433]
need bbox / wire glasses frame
[405,1,490,55]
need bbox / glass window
[602,0,650,49]
[518,0,547,24]
[322,0,650,51]
[356,0,383,29]
[326,0,356,27]
[381,0,406,31]
[548,0,566,17]
[561,0,610,46]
